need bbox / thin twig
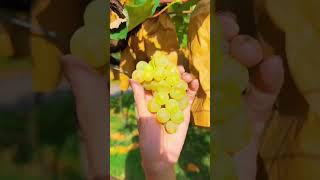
[151,0,181,18]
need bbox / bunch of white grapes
[70,0,107,68]
[132,51,189,134]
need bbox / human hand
[216,12,284,180]
[129,65,199,180]
[61,55,109,180]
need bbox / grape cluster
[70,0,107,68]
[132,51,189,134]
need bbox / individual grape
[166,74,180,86]
[173,80,188,91]
[136,61,148,70]
[165,99,180,114]
[148,98,161,113]
[143,65,154,82]
[154,91,169,105]
[157,108,170,123]
[153,68,166,81]
[83,0,107,28]
[153,52,169,68]
[143,63,154,72]
[149,59,156,68]
[156,80,171,92]
[165,63,179,76]
[70,26,107,67]
[179,96,189,110]
[170,88,186,100]
[143,81,157,91]
[132,70,144,83]
[165,121,178,134]
[171,110,184,124]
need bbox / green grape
[136,61,148,70]
[173,80,188,91]
[165,63,179,76]
[171,110,184,124]
[143,66,154,82]
[70,26,107,67]
[148,98,161,113]
[84,0,107,28]
[149,81,158,91]
[154,91,169,105]
[166,74,180,86]
[143,81,152,90]
[165,99,180,114]
[149,59,156,68]
[170,88,186,100]
[143,81,157,91]
[132,70,144,83]
[153,53,169,68]
[153,68,167,81]
[157,108,170,123]
[156,80,171,92]
[179,96,189,110]
[165,121,178,134]
[144,63,154,72]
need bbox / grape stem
[151,0,181,18]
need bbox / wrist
[142,160,175,179]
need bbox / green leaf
[110,26,128,40]
[124,0,160,31]
[111,0,159,40]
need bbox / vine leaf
[110,0,160,40]
[124,0,159,31]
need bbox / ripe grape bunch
[70,0,107,68]
[132,52,189,134]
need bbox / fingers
[187,79,199,102]
[245,56,284,132]
[178,65,199,101]
[252,55,284,95]
[178,65,185,74]
[129,79,151,118]
[181,72,193,83]
[178,65,193,83]
[216,12,239,40]
[217,12,263,68]
[61,54,106,98]
[230,35,263,68]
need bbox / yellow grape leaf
[186,163,200,173]
[119,48,137,91]
[285,28,320,117]
[110,68,115,80]
[110,11,126,29]
[119,13,179,91]
[111,132,126,141]
[188,0,210,127]
[0,24,14,57]
[31,36,62,92]
[266,0,309,33]
[295,0,320,35]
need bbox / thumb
[129,79,150,117]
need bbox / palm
[130,65,199,165]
